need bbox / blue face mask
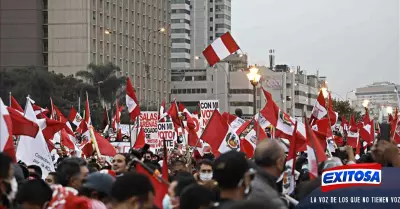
[163,195,172,209]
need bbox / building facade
[260,66,322,119]
[0,0,171,107]
[170,0,231,70]
[353,82,399,120]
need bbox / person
[75,157,90,180]
[229,200,278,209]
[56,158,86,191]
[27,165,42,179]
[111,172,154,209]
[195,159,213,184]
[45,172,57,185]
[210,151,253,209]
[172,175,197,209]
[80,172,115,208]
[170,159,187,176]
[15,179,53,209]
[112,153,129,175]
[248,139,288,209]
[179,184,214,209]
[0,153,17,209]
[234,108,243,119]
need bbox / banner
[200,100,219,128]
[157,122,176,152]
[16,99,55,178]
[138,111,159,151]
[110,142,131,153]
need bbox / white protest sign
[157,122,176,152]
[16,98,55,178]
[110,142,131,153]
[200,100,219,128]
[138,111,159,152]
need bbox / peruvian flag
[341,116,349,135]
[84,94,91,125]
[222,112,246,133]
[78,121,93,157]
[358,108,374,144]
[113,100,123,141]
[240,120,268,158]
[32,103,49,118]
[202,32,240,66]
[158,99,167,122]
[10,96,23,113]
[6,107,39,138]
[132,127,146,149]
[93,131,117,157]
[68,106,83,127]
[37,118,75,140]
[327,93,338,125]
[200,109,240,156]
[0,99,16,161]
[310,90,327,124]
[126,77,140,121]
[279,121,298,195]
[305,117,327,179]
[167,100,182,130]
[347,115,359,148]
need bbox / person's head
[27,165,42,179]
[45,172,57,185]
[143,152,153,162]
[112,153,129,175]
[254,139,286,177]
[179,184,214,209]
[111,172,154,209]
[74,157,90,180]
[56,158,85,189]
[80,172,115,205]
[235,108,243,118]
[88,162,101,173]
[174,176,196,198]
[197,159,213,182]
[171,159,187,176]
[0,153,16,204]
[212,151,253,201]
[16,179,52,209]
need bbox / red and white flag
[222,112,246,133]
[310,90,327,124]
[200,109,240,156]
[113,100,122,141]
[68,106,83,127]
[126,78,140,121]
[305,117,327,179]
[0,99,16,161]
[10,96,23,113]
[84,94,92,125]
[159,99,167,122]
[202,32,240,66]
[37,118,73,140]
[7,107,39,138]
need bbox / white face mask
[7,177,18,201]
[199,172,213,181]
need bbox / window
[229,89,253,94]
[172,38,190,44]
[172,48,190,53]
[215,23,231,30]
[216,33,223,38]
[172,0,190,4]
[216,14,231,20]
[171,9,190,15]
[209,8,213,12]
[209,17,213,21]
[230,102,253,107]
[209,36,213,40]
[209,27,213,31]
[171,58,190,63]
[171,89,207,94]
[185,76,192,81]
[171,19,190,24]
[171,29,190,34]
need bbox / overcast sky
[232,0,399,99]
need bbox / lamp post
[104,27,166,111]
[346,90,355,101]
[246,66,261,116]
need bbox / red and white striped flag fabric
[159,99,167,122]
[202,32,240,66]
[126,77,140,121]
[84,94,92,125]
[305,116,327,179]
[0,99,16,161]
[10,96,23,113]
[68,106,83,127]
[222,112,246,133]
[310,90,327,124]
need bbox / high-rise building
[353,82,399,120]
[0,0,171,107]
[170,0,231,69]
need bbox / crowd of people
[0,134,399,209]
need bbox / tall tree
[76,63,126,105]
[332,99,362,122]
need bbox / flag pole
[304,112,321,164]
[129,119,132,148]
[324,91,335,158]
[9,92,11,106]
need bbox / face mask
[163,195,172,209]
[199,172,213,181]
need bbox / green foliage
[332,99,362,122]
[0,63,127,129]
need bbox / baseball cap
[83,172,115,196]
[213,151,250,189]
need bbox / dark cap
[213,151,249,189]
[83,172,115,196]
